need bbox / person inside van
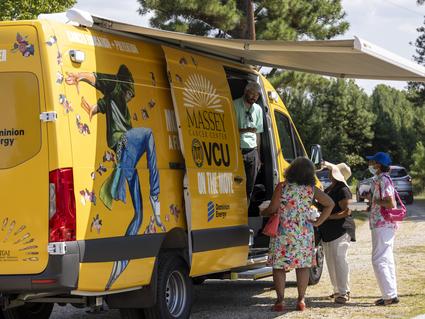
[66,65,165,290]
[233,82,264,201]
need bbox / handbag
[262,213,280,237]
[378,176,406,222]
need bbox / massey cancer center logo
[183,74,223,112]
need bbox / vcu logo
[191,139,204,168]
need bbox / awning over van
[68,10,425,81]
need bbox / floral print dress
[267,183,315,271]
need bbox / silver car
[356,165,414,205]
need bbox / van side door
[162,46,249,276]
[261,76,306,180]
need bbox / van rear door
[0,25,49,275]
[162,46,249,276]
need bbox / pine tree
[0,0,76,20]
[138,0,349,40]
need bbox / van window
[274,111,296,161]
[293,129,305,157]
[0,73,41,169]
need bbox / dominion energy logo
[191,138,204,168]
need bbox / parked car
[317,168,332,190]
[356,165,414,205]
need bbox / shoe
[296,300,306,311]
[335,294,349,304]
[328,293,338,299]
[150,195,166,231]
[271,302,285,312]
[375,297,400,306]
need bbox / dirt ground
[50,200,425,319]
[189,200,425,319]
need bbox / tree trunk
[246,0,256,40]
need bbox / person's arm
[239,127,257,134]
[260,183,284,217]
[65,72,96,91]
[81,96,99,121]
[374,196,395,209]
[327,198,351,220]
[313,187,334,227]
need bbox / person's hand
[81,96,94,121]
[65,72,80,94]
[313,220,321,227]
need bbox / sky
[72,0,425,94]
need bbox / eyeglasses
[246,111,253,122]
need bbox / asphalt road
[49,199,425,319]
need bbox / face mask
[368,165,377,175]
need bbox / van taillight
[49,168,76,242]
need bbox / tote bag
[379,176,406,222]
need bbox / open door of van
[162,46,249,276]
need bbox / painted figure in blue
[66,65,165,290]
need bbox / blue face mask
[369,165,377,175]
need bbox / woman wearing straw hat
[318,161,356,304]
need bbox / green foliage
[0,0,76,21]
[370,85,416,167]
[411,142,425,193]
[275,72,374,173]
[138,0,349,40]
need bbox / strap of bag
[378,175,405,210]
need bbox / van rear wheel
[2,303,54,319]
[144,252,193,319]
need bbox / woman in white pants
[318,162,356,304]
[365,152,399,306]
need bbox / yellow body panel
[0,24,49,274]
[190,246,248,277]
[77,257,155,292]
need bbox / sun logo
[183,74,223,112]
[1,217,39,262]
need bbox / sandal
[272,302,285,312]
[375,297,400,306]
[335,294,350,304]
[296,300,306,311]
[328,293,338,299]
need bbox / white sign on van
[0,50,6,62]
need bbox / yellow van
[1,9,423,319]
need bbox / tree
[410,142,425,192]
[138,0,349,40]
[0,0,76,21]
[370,85,416,168]
[276,73,375,173]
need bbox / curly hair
[284,157,316,186]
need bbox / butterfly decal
[76,114,90,135]
[11,33,35,57]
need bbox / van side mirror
[310,144,323,168]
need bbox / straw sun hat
[323,161,352,187]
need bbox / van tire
[308,243,324,285]
[144,252,193,319]
[2,303,54,319]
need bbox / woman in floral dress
[261,157,334,312]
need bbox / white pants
[323,233,351,295]
[371,227,398,299]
